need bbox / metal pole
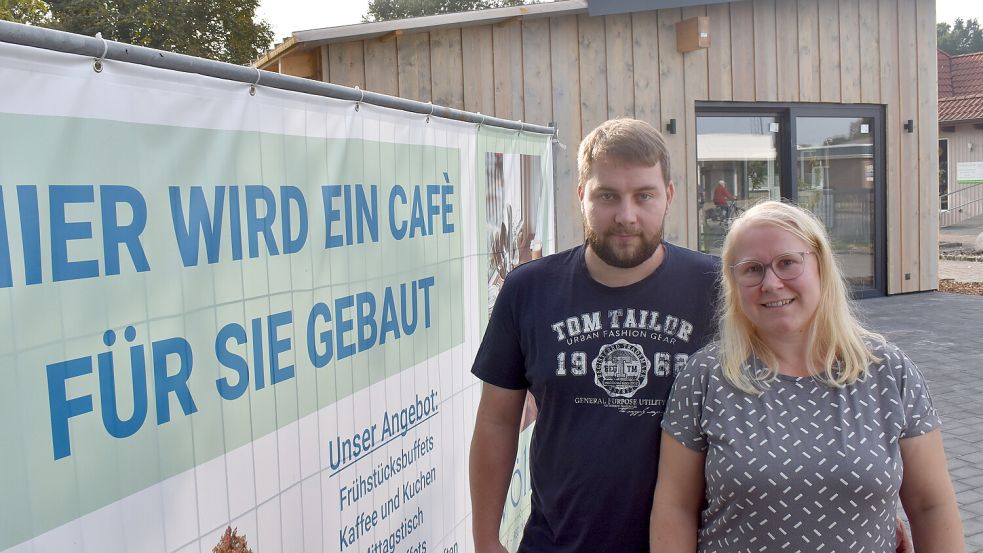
[0,20,556,136]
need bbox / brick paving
[860,292,983,550]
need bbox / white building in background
[938,48,983,228]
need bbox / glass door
[792,114,883,297]
[695,102,886,297]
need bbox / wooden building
[256,0,940,296]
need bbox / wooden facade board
[605,14,635,118]
[729,0,755,101]
[364,37,399,96]
[493,19,524,120]
[706,3,733,101]
[896,0,920,292]
[797,0,820,102]
[818,0,840,102]
[775,0,799,102]
[878,0,901,294]
[683,5,709,242]
[549,15,583,248]
[430,29,465,110]
[461,25,495,115]
[319,45,330,82]
[658,8,688,244]
[838,0,861,103]
[916,0,939,288]
[632,11,663,124]
[752,0,778,102]
[328,41,365,89]
[397,32,432,102]
[858,0,881,103]
[522,19,554,127]
[578,14,608,135]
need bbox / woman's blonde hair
[717,200,881,394]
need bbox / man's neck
[584,243,666,288]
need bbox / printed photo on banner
[485,151,546,431]
[485,152,545,316]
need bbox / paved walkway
[940,212,983,249]
[939,213,983,283]
[939,259,983,283]
[860,292,983,550]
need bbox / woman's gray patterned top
[662,340,940,553]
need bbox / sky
[258,0,983,44]
[257,0,371,42]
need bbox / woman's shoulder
[675,342,725,382]
[692,341,723,363]
[860,337,918,385]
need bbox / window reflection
[696,116,781,254]
[795,117,875,290]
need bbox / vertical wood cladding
[290,0,937,293]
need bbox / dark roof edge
[588,0,733,15]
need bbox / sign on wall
[0,39,552,553]
[956,161,983,185]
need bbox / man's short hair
[577,118,671,189]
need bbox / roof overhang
[939,118,983,127]
[293,0,587,50]
[254,0,743,68]
[697,134,776,161]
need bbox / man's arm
[650,432,705,552]
[470,382,528,553]
[899,429,965,552]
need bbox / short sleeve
[895,349,942,439]
[661,349,712,452]
[470,275,529,390]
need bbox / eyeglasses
[731,251,814,287]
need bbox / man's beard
[585,224,663,269]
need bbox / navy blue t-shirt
[472,243,720,553]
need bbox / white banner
[0,39,553,553]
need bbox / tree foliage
[364,0,529,22]
[937,18,983,55]
[212,526,253,553]
[0,0,52,26]
[0,0,273,65]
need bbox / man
[712,179,736,219]
[469,118,719,552]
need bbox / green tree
[36,0,272,65]
[937,18,983,55]
[364,0,530,22]
[0,0,52,26]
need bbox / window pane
[795,117,875,290]
[696,116,781,254]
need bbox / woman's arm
[899,428,965,553]
[650,431,706,553]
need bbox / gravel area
[939,279,983,296]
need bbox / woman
[650,201,964,552]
